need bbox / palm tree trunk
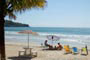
[0,0,6,60]
[0,17,5,60]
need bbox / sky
[6,0,90,28]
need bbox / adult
[56,43,63,50]
[44,40,53,49]
[44,40,49,46]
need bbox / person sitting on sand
[44,40,53,49]
[56,43,63,50]
[44,40,50,46]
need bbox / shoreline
[5,41,90,50]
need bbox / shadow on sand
[8,56,32,60]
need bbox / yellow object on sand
[81,46,88,55]
[82,48,87,51]
[81,48,87,54]
[64,45,71,53]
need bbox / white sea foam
[5,31,90,46]
[38,32,90,45]
[38,32,90,39]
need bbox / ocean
[5,27,90,47]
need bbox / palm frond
[6,0,47,19]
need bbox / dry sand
[5,42,90,60]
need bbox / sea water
[5,27,90,47]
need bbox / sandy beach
[5,42,90,60]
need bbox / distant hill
[4,20,29,27]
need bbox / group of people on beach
[44,40,88,55]
[44,40,63,50]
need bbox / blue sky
[7,0,90,27]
